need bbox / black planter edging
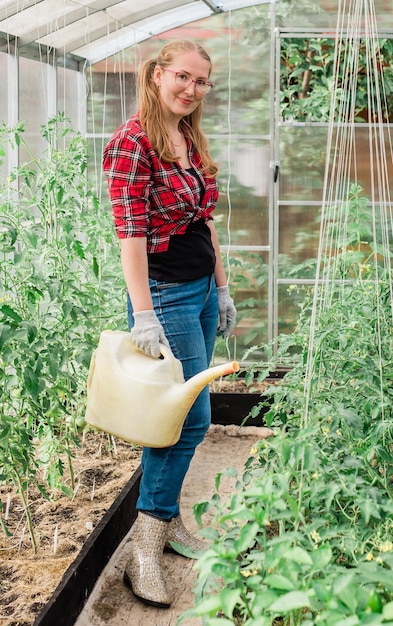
[33,373,288,626]
[33,466,142,626]
[210,369,288,427]
[210,392,265,426]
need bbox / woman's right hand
[131,310,171,358]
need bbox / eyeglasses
[162,68,213,95]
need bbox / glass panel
[87,135,103,189]
[279,126,327,202]
[0,52,7,125]
[19,56,48,161]
[211,137,269,247]
[279,125,393,202]
[279,0,393,30]
[201,7,272,136]
[333,126,393,199]
[279,204,321,277]
[58,66,81,130]
[277,283,312,337]
[0,52,8,179]
[87,61,138,133]
[214,249,269,361]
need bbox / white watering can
[85,329,239,448]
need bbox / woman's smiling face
[154,50,211,121]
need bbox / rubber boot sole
[123,570,171,609]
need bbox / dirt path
[75,424,273,626]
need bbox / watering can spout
[183,360,240,401]
[168,359,240,427]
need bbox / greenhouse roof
[0,0,276,66]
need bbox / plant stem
[65,433,75,492]
[12,471,37,554]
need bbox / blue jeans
[127,274,218,520]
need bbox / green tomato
[65,415,86,430]
[366,589,383,614]
[75,415,87,429]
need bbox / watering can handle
[159,343,175,360]
[127,335,173,360]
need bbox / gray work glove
[131,310,171,358]
[217,285,237,337]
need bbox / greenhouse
[1,0,393,625]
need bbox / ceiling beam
[200,0,223,12]
[0,0,44,21]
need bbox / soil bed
[209,375,282,394]
[0,432,142,626]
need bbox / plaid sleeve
[103,132,152,239]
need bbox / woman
[103,39,236,609]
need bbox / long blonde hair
[138,40,218,177]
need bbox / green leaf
[265,574,295,591]
[219,588,242,617]
[92,256,99,279]
[23,366,39,399]
[286,546,313,565]
[280,439,291,464]
[269,591,311,612]
[56,186,64,205]
[6,223,18,246]
[0,518,13,537]
[48,281,60,299]
[250,589,280,614]
[23,321,38,344]
[332,573,355,595]
[73,239,85,259]
[70,306,79,323]
[167,539,201,559]
[62,301,73,318]
[47,355,58,379]
[359,499,380,524]
[192,500,209,527]
[234,522,259,553]
[383,602,393,620]
[325,482,341,509]
[303,443,315,470]
[358,563,393,591]
[1,304,22,323]
[184,594,223,616]
[0,324,11,349]
[338,584,358,613]
[310,543,333,569]
[285,493,299,518]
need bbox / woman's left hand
[216,285,237,337]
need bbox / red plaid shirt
[103,115,219,253]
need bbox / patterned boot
[123,512,172,608]
[165,514,208,558]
